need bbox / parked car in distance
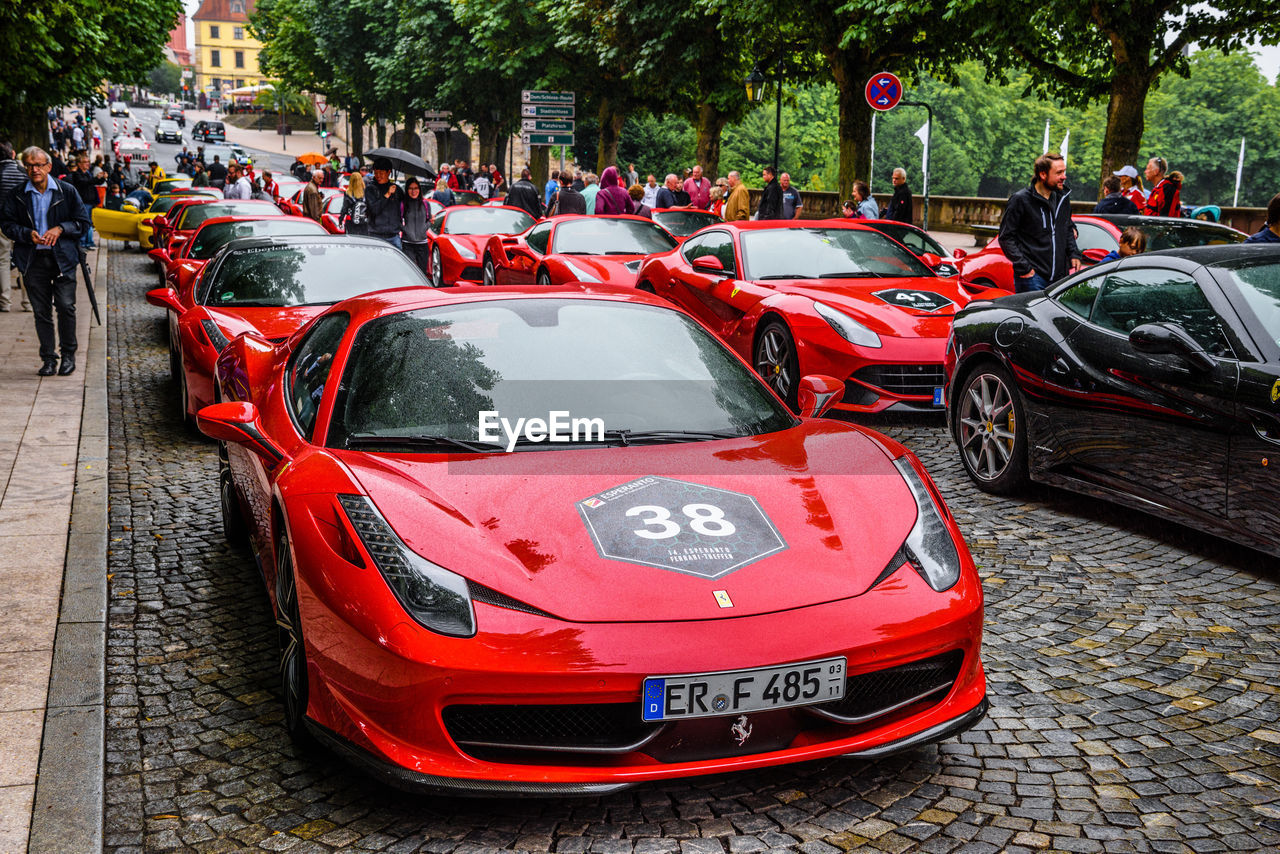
[191,120,226,144]
[109,101,129,117]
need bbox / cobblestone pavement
[104,248,1280,853]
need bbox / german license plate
[932,387,944,407]
[642,657,846,722]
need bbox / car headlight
[455,243,477,260]
[890,456,962,591]
[200,318,229,350]
[562,260,601,283]
[814,301,881,348]
[337,494,476,637]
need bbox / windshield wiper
[755,274,818,280]
[600,429,739,446]
[817,271,897,278]
[217,299,288,306]
[346,433,504,453]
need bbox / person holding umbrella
[365,157,405,249]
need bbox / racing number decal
[578,477,787,578]
[627,504,737,539]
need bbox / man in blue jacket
[0,146,90,375]
[999,153,1082,292]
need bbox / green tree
[963,0,1280,188]
[0,0,183,146]
[148,62,183,99]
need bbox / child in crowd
[1097,226,1147,264]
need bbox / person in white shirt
[222,162,253,200]
[641,174,659,209]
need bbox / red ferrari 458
[197,285,987,794]
[482,214,678,287]
[425,205,536,287]
[146,234,427,426]
[636,221,1006,413]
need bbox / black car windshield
[201,242,428,307]
[180,201,282,230]
[1137,221,1245,251]
[189,219,327,259]
[1216,258,1280,347]
[443,208,535,236]
[329,299,794,450]
[552,218,678,255]
[654,210,720,237]
[742,227,934,280]
[148,195,190,214]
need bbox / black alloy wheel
[954,362,1029,494]
[754,320,800,411]
[274,528,313,746]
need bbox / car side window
[1055,272,1106,319]
[287,313,349,441]
[431,213,446,233]
[1091,269,1230,354]
[1075,222,1117,254]
[526,223,552,255]
[683,230,736,275]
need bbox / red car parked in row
[424,205,536,287]
[197,284,987,793]
[483,215,678,287]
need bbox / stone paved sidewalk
[0,245,108,853]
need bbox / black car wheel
[275,527,313,746]
[482,254,496,286]
[755,320,800,411]
[219,459,248,549]
[431,245,445,288]
[536,268,553,287]
[176,355,194,431]
[954,362,1028,494]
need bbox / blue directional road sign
[865,72,903,112]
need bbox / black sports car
[945,244,1280,556]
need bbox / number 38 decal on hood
[577,476,788,578]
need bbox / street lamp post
[745,62,782,173]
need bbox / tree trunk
[349,102,364,158]
[496,133,509,175]
[1098,66,1153,191]
[829,53,875,202]
[376,116,387,148]
[693,102,729,181]
[477,121,499,167]
[530,146,550,185]
[1,104,48,153]
[595,97,625,174]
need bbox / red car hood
[338,420,920,623]
[557,254,643,285]
[206,305,324,341]
[769,277,974,339]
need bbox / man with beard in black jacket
[505,168,544,219]
[364,158,405,248]
[756,165,783,220]
[999,152,1082,293]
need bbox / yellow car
[93,190,217,249]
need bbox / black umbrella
[364,146,435,180]
[78,246,102,326]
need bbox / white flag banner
[1060,130,1070,163]
[1043,119,1051,154]
[1234,137,1245,207]
[914,120,930,175]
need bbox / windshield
[867,222,946,258]
[742,227,934,280]
[181,201,282,230]
[329,299,794,450]
[443,208,535,236]
[653,210,720,237]
[1137,222,1246,251]
[201,242,428,307]
[552,218,678,255]
[189,220,328,259]
[1217,258,1280,348]
[149,196,189,214]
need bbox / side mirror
[952,248,968,260]
[692,254,725,273]
[919,252,943,268]
[146,287,184,314]
[797,374,845,418]
[1129,322,1216,371]
[196,402,288,465]
[147,248,170,265]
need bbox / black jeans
[25,252,77,360]
[402,241,432,281]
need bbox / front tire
[274,528,313,747]
[482,254,496,286]
[431,245,445,288]
[536,268,553,287]
[754,320,800,411]
[219,459,248,549]
[954,362,1029,494]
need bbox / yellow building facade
[192,0,263,102]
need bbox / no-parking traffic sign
[865,73,903,111]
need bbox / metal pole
[869,113,876,195]
[901,100,932,229]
